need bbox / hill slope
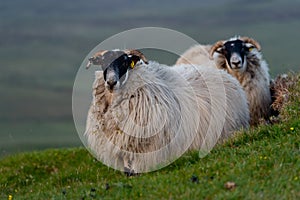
[0,74,299,199]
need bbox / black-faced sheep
[209,36,272,125]
[85,49,249,175]
[176,36,272,125]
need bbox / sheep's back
[176,44,215,67]
[172,64,250,151]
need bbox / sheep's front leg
[123,157,138,176]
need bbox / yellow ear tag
[130,61,135,69]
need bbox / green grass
[0,75,299,199]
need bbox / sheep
[176,36,272,125]
[209,36,272,125]
[175,44,215,66]
[85,49,249,175]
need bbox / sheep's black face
[92,50,140,92]
[87,49,147,92]
[102,51,130,92]
[221,40,250,71]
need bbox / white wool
[85,61,249,173]
[176,44,215,67]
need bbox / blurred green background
[1,0,299,157]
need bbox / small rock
[224,181,237,190]
[90,187,96,198]
[190,175,199,183]
[105,183,110,190]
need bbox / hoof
[124,167,138,176]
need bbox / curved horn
[86,50,108,69]
[239,37,261,51]
[92,50,108,57]
[124,49,149,64]
[209,40,225,60]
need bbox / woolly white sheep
[85,49,249,175]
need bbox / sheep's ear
[124,49,149,64]
[215,46,225,54]
[239,37,261,51]
[86,50,108,69]
[209,40,225,59]
[211,46,225,58]
[87,56,100,69]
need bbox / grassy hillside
[0,74,299,199]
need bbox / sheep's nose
[230,55,242,68]
[232,60,241,65]
[107,79,117,88]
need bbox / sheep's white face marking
[242,55,247,70]
[105,69,120,92]
[120,70,129,86]
[230,52,243,69]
